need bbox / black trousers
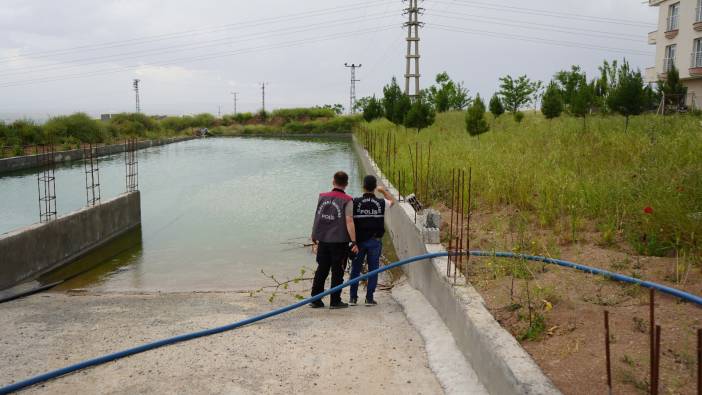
[311,242,348,305]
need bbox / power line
[430,23,653,57]
[431,0,654,27]
[0,12,396,79]
[0,0,389,65]
[427,9,645,42]
[0,25,397,88]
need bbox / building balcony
[695,7,702,31]
[665,15,679,38]
[690,52,702,76]
[649,0,665,5]
[648,31,657,45]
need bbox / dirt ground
[0,289,444,394]
[438,204,702,395]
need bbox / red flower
[643,206,653,214]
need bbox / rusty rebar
[650,289,656,395]
[449,168,455,278]
[697,328,701,395]
[604,311,612,395]
[653,325,661,395]
[466,167,472,282]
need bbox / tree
[657,64,688,113]
[541,82,564,121]
[595,59,620,113]
[465,94,489,137]
[426,72,471,112]
[320,104,344,115]
[571,79,595,130]
[489,94,505,119]
[362,96,384,122]
[403,97,435,133]
[498,75,540,116]
[383,77,409,126]
[607,61,646,131]
[554,65,586,110]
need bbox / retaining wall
[352,137,561,395]
[0,192,141,291]
[0,136,196,174]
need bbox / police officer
[349,175,395,306]
[310,171,359,309]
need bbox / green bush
[271,107,336,121]
[44,112,105,143]
[8,119,44,145]
[192,113,215,128]
[285,116,360,134]
[465,94,490,137]
[161,116,194,132]
[108,113,161,137]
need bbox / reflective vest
[352,193,386,243]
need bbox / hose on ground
[1,251,700,394]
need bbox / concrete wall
[352,137,561,395]
[0,136,196,174]
[0,192,141,291]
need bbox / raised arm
[376,185,396,207]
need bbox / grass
[356,111,702,258]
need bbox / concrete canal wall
[0,136,196,174]
[352,137,561,395]
[0,192,141,291]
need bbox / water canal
[0,137,362,292]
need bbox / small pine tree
[607,61,646,131]
[393,94,412,127]
[403,97,436,133]
[541,82,564,121]
[489,94,505,119]
[465,94,490,137]
[571,79,595,131]
[362,96,384,122]
[382,77,405,126]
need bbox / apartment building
[647,0,702,107]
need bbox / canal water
[0,137,363,292]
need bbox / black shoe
[349,297,358,306]
[309,300,325,309]
[365,298,378,306]
[329,301,349,309]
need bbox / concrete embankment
[0,192,141,291]
[352,136,562,395]
[0,136,196,174]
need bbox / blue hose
[1,251,699,394]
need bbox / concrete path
[0,289,445,394]
[393,282,488,395]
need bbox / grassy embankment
[0,108,360,158]
[357,111,702,394]
[359,111,701,259]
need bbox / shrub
[9,119,44,145]
[161,116,194,131]
[489,94,505,119]
[191,113,216,128]
[465,94,490,137]
[44,113,105,143]
[514,112,525,123]
[541,82,564,121]
[362,96,384,122]
[271,107,336,121]
[108,113,160,137]
[571,80,596,130]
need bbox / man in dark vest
[349,175,395,306]
[310,171,359,309]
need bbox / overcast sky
[0,0,658,122]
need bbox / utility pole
[260,82,266,113]
[230,91,238,115]
[133,79,141,113]
[403,0,423,99]
[344,63,362,114]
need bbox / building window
[668,2,680,31]
[664,44,677,72]
[698,0,702,23]
[693,39,702,68]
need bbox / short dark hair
[363,175,377,191]
[333,171,349,187]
